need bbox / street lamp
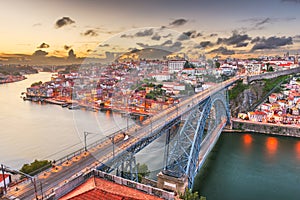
[84,131,96,152]
[122,90,130,131]
[150,117,153,134]
[107,135,115,160]
[1,164,39,200]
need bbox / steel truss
[97,116,181,181]
[163,90,230,187]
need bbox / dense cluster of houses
[26,74,75,101]
[25,52,300,114]
[239,75,300,125]
[24,57,227,113]
[0,74,26,84]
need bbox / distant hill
[116,48,173,62]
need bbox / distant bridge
[245,66,300,84]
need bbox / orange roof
[0,174,10,182]
[60,177,162,200]
[249,111,267,116]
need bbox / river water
[0,72,130,169]
[194,132,300,200]
[1,73,299,199]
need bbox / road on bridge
[5,77,238,200]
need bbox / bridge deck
[5,78,238,199]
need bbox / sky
[1,0,300,64]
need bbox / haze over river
[0,72,130,169]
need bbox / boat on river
[68,104,80,110]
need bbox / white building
[220,66,234,75]
[181,68,195,75]
[151,73,171,82]
[162,82,185,91]
[168,60,186,73]
[244,63,262,75]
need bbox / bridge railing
[37,78,239,179]
[53,126,131,166]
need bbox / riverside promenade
[230,118,300,138]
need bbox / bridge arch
[162,89,230,188]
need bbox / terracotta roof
[60,177,162,200]
[249,111,267,116]
[0,174,10,183]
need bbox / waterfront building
[248,111,267,122]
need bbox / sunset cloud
[32,50,48,57]
[135,29,154,37]
[136,40,182,52]
[99,44,110,47]
[64,45,71,50]
[195,41,213,48]
[177,30,202,41]
[209,47,235,55]
[251,36,293,51]
[82,29,98,37]
[151,34,161,41]
[169,18,188,26]
[217,32,251,47]
[37,43,50,49]
[55,17,75,28]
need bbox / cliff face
[230,81,264,117]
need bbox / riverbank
[229,118,300,138]
[0,75,26,84]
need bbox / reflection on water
[295,141,300,161]
[194,133,300,200]
[265,137,278,157]
[243,134,252,147]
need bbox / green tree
[215,61,221,68]
[266,62,270,71]
[20,159,51,176]
[184,61,190,69]
[137,163,150,182]
[145,93,156,100]
[268,66,274,72]
[31,81,42,87]
[179,188,206,200]
[13,71,21,76]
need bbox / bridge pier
[242,76,248,84]
[157,172,188,195]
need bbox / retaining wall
[247,67,300,83]
[231,118,300,137]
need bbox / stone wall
[231,119,300,137]
[247,67,300,83]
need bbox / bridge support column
[157,172,188,195]
[242,76,248,84]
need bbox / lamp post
[84,131,95,152]
[150,117,153,134]
[107,134,119,175]
[1,164,7,195]
[1,164,39,200]
[108,135,115,160]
